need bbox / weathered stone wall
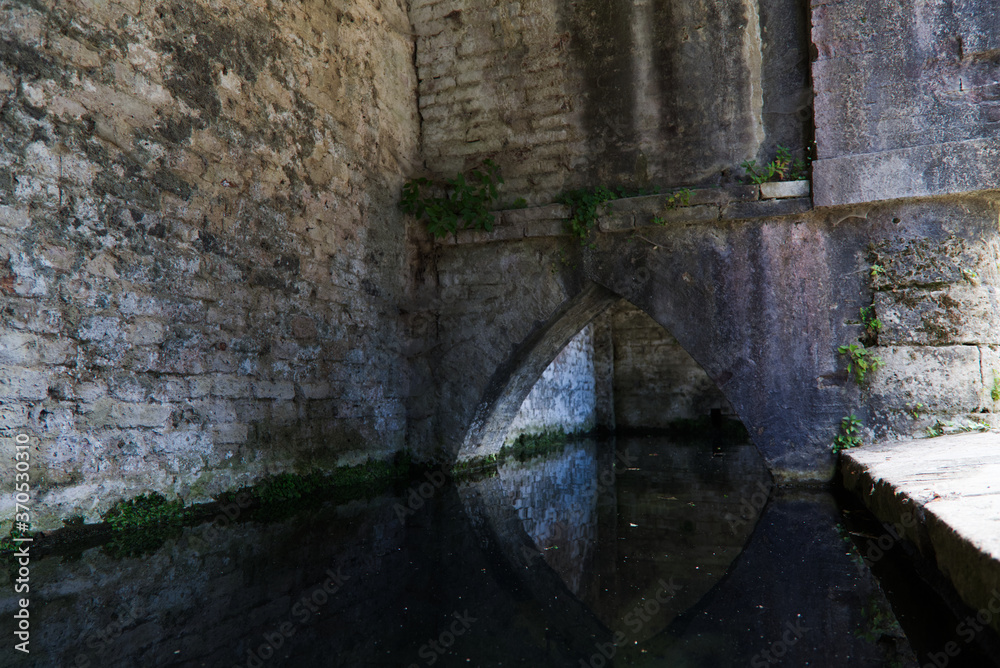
[610,301,732,429]
[811,0,1000,205]
[409,0,812,203]
[0,0,419,527]
[402,230,589,457]
[437,186,1000,481]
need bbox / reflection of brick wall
[499,442,600,597]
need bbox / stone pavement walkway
[841,432,1000,635]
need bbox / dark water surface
[0,435,954,667]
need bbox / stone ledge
[437,185,813,245]
[841,432,1000,635]
[813,136,1000,207]
[760,180,810,199]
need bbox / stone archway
[457,282,621,462]
[452,213,858,483]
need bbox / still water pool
[3,434,993,667]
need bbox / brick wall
[0,0,419,527]
[409,0,811,203]
[610,302,732,430]
[504,323,600,441]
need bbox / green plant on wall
[992,375,1000,402]
[652,188,694,225]
[859,304,883,346]
[560,185,692,241]
[832,414,863,453]
[838,343,883,385]
[102,492,189,531]
[558,185,617,243]
[742,145,809,184]
[665,187,692,210]
[400,160,504,239]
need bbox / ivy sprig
[401,160,504,239]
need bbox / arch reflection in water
[498,434,771,643]
[492,433,918,667]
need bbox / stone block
[523,219,569,238]
[111,402,174,429]
[633,204,719,229]
[0,401,28,431]
[211,375,251,399]
[597,212,633,232]
[875,284,1000,346]
[194,400,237,424]
[869,346,983,413]
[759,180,811,199]
[127,319,166,345]
[0,366,48,400]
[77,316,124,342]
[301,382,332,400]
[211,422,249,445]
[721,197,811,220]
[253,381,295,400]
[868,235,970,290]
[0,331,40,366]
[979,346,1000,411]
[453,223,523,245]
[813,138,1000,207]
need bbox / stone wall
[812,0,1000,205]
[0,0,419,527]
[402,231,588,457]
[409,0,812,203]
[438,186,1000,480]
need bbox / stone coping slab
[813,136,1000,208]
[841,432,1000,634]
[437,184,812,245]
